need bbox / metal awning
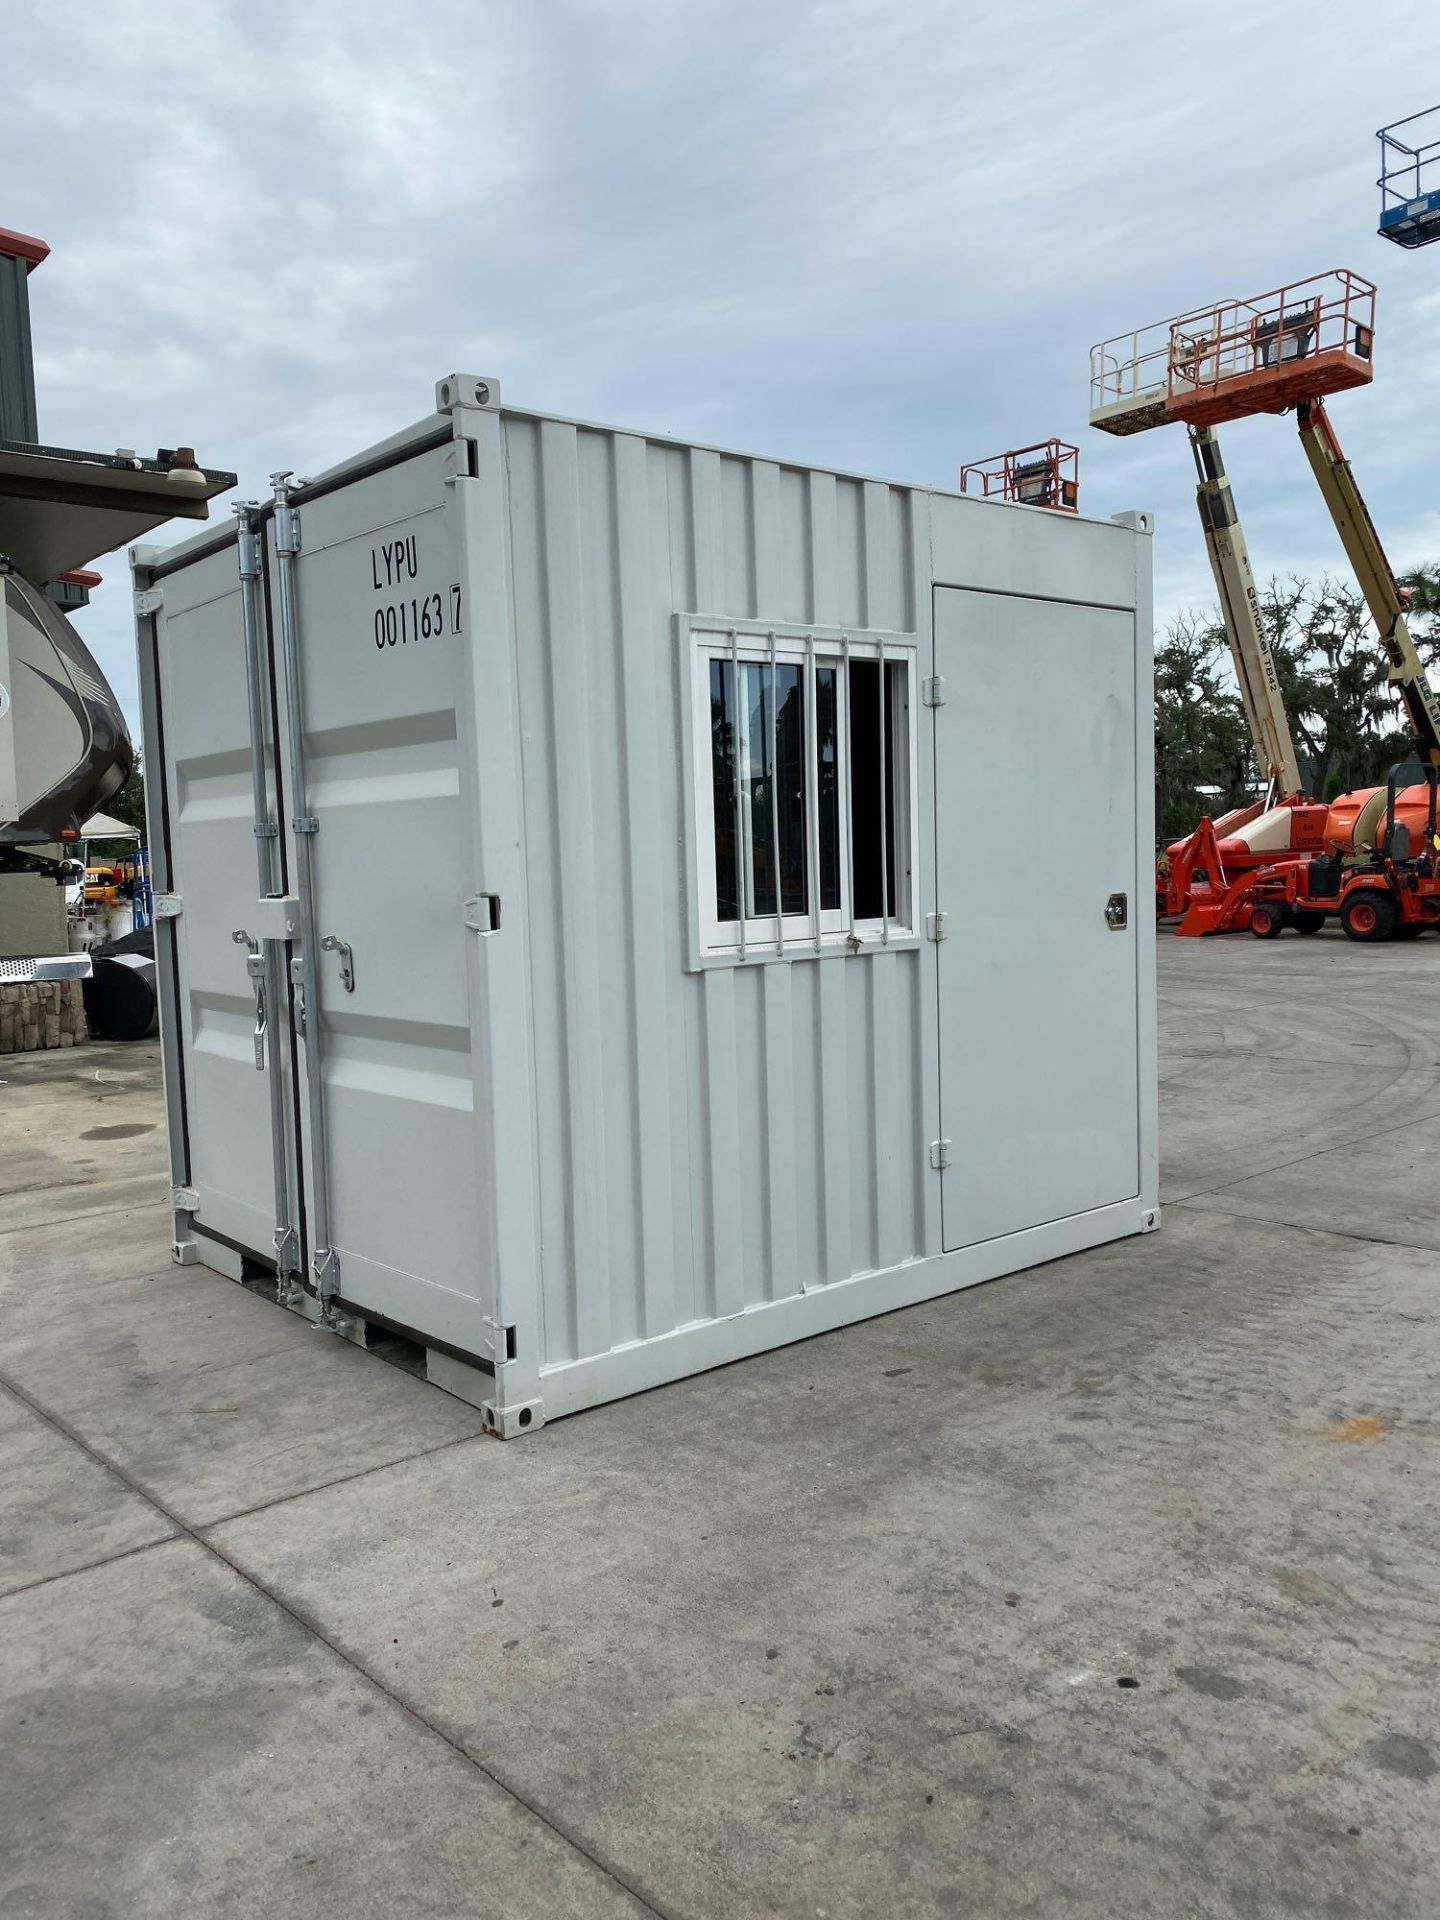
[0,439,236,582]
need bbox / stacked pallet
[0,980,87,1054]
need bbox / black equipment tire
[1340,889,1398,943]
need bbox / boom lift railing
[960,441,1079,511]
[1092,270,1430,778]
[1377,106,1440,248]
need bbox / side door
[934,586,1140,1251]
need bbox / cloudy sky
[6,0,1439,735]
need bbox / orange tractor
[1156,774,1440,936]
[1248,764,1440,941]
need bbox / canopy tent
[81,811,140,842]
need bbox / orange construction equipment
[1090,270,1375,437]
[1162,780,1440,934]
[1159,800,1330,935]
[960,440,1079,511]
[1163,273,1375,429]
[1248,766,1440,941]
[1092,269,1439,940]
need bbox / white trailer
[134,376,1159,1435]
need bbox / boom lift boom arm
[1189,425,1304,799]
[1296,397,1440,766]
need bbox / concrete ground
[2,932,1438,1919]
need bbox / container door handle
[231,929,267,1068]
[1105,892,1128,930]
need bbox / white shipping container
[134,375,1159,1435]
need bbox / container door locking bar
[234,505,301,1290]
[270,474,343,1310]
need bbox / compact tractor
[1248,763,1440,941]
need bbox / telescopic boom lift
[1088,269,1432,938]
[1186,423,1303,802]
[1295,397,1440,765]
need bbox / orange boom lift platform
[960,440,1080,513]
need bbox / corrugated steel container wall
[136,380,1157,1433]
[501,416,928,1371]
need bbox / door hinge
[134,587,164,617]
[313,1245,341,1298]
[922,675,946,708]
[925,910,948,942]
[153,893,183,920]
[172,1184,200,1212]
[273,503,302,555]
[463,892,502,934]
[929,1140,951,1171]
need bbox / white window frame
[680,616,921,967]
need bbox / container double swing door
[259,476,486,1353]
[166,456,488,1356]
[932,586,1141,1252]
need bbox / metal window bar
[841,633,855,946]
[805,633,822,953]
[701,623,917,956]
[768,629,783,955]
[877,642,890,944]
[728,629,746,960]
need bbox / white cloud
[4,0,1440,735]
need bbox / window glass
[740,662,806,917]
[816,665,841,913]
[711,660,807,920]
[709,659,739,921]
[701,638,911,948]
[846,660,898,920]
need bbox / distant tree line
[1155,566,1440,839]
